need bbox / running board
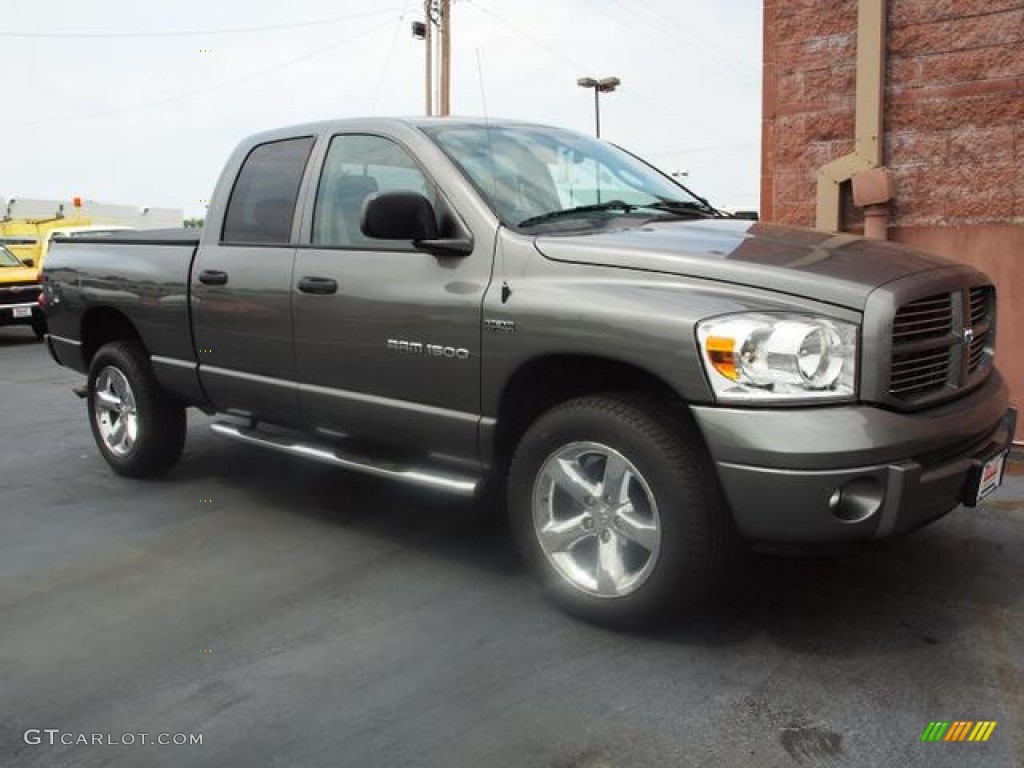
[209,421,479,497]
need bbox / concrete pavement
[1,326,1021,767]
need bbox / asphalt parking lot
[1,325,1022,768]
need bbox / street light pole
[576,76,620,138]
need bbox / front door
[292,133,490,460]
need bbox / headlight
[696,313,858,402]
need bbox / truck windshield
[424,123,715,231]
[0,245,23,267]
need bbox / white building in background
[2,197,183,228]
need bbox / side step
[209,421,480,497]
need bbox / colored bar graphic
[922,721,996,743]
[945,721,972,741]
[971,722,997,742]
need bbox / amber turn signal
[705,336,738,380]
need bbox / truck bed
[43,234,200,392]
[50,227,199,246]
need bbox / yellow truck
[0,217,133,267]
[0,216,124,339]
[0,198,183,338]
[0,242,45,338]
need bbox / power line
[636,0,761,77]
[464,0,584,74]
[0,19,396,127]
[648,142,759,157]
[593,0,759,88]
[464,0,749,142]
[0,7,403,39]
[370,0,414,110]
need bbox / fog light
[829,478,883,524]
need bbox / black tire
[31,319,47,340]
[86,341,186,477]
[507,394,734,627]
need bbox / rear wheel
[508,394,733,626]
[31,319,47,340]
[87,341,186,477]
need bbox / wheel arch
[490,354,701,470]
[80,307,144,366]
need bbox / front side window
[312,134,434,248]
[222,136,314,244]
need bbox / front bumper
[691,372,1017,543]
[0,301,42,327]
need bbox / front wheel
[507,394,733,626]
[87,341,186,477]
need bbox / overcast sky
[2,0,762,218]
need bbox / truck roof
[240,116,559,145]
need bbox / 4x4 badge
[484,319,515,333]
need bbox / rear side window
[222,136,315,244]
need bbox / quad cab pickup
[0,243,45,337]
[41,118,1017,624]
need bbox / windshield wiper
[635,200,716,217]
[518,200,636,228]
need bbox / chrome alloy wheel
[532,442,662,598]
[92,366,139,457]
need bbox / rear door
[192,136,315,425]
[292,132,490,460]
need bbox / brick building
[760,0,1024,413]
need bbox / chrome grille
[968,286,994,374]
[888,294,953,398]
[968,286,988,325]
[891,294,952,343]
[890,347,950,396]
[887,283,995,405]
[0,281,41,306]
[968,338,986,371]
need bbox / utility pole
[415,1,450,116]
[439,0,451,116]
[423,0,433,115]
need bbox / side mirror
[361,191,473,257]
[361,191,438,241]
[21,258,34,267]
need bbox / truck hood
[0,265,40,285]
[534,219,955,309]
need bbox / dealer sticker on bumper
[975,451,1007,505]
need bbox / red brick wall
[762,0,1024,228]
[762,0,1024,410]
[761,0,858,226]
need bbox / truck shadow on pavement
[0,328,43,346]
[170,423,1023,658]
[171,427,522,578]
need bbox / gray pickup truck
[41,118,1016,624]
